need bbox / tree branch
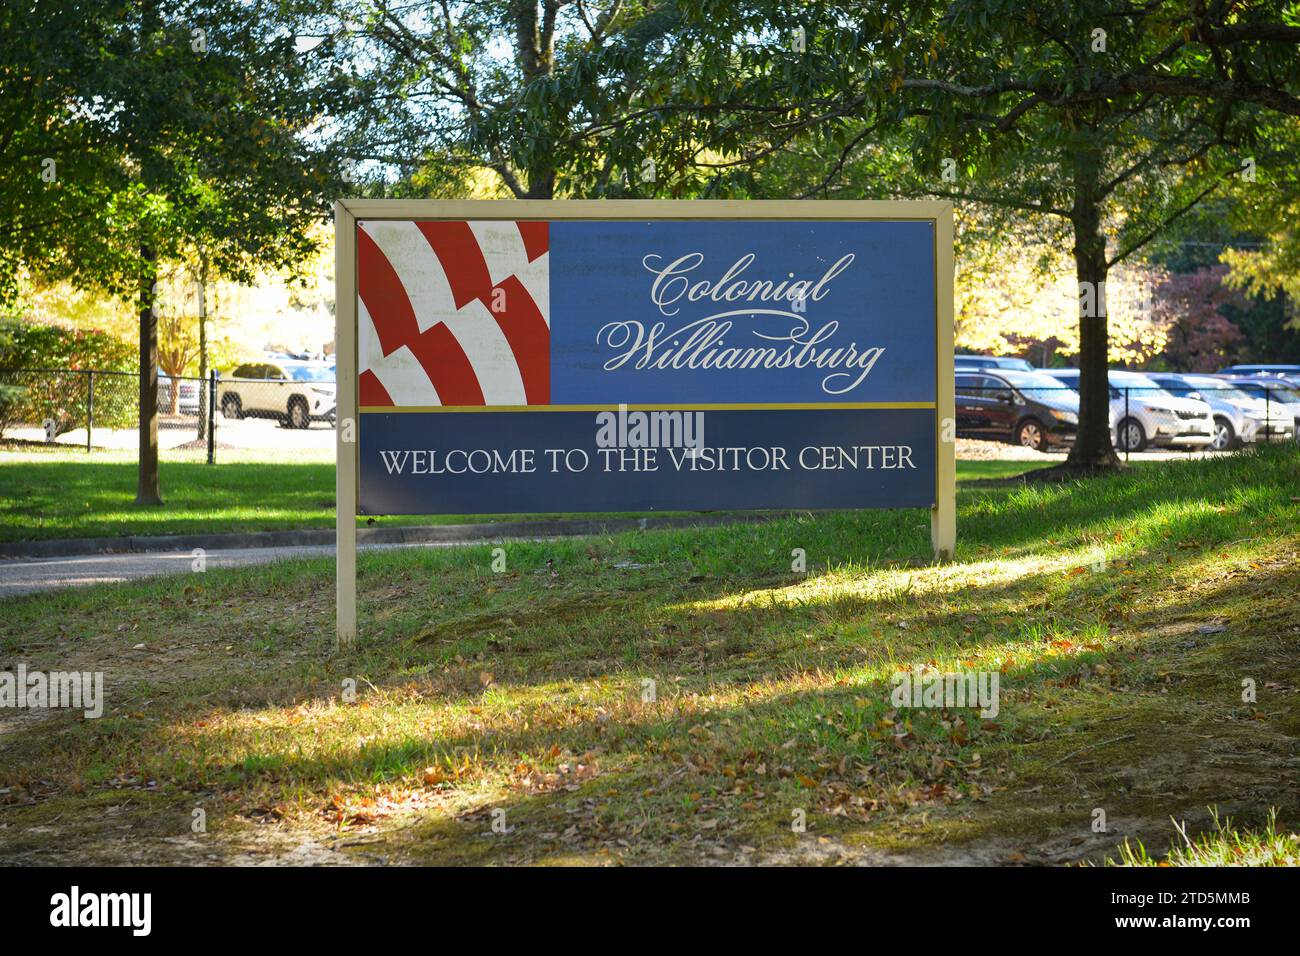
[1107,174,1228,268]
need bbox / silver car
[1147,373,1294,449]
[1042,368,1212,451]
[1221,376,1300,443]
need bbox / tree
[155,262,203,413]
[1218,116,1300,329]
[195,250,212,444]
[6,1,351,502]
[617,1,1300,470]
[317,1,683,198]
[948,208,1170,367]
[1153,265,1248,371]
[0,1,137,305]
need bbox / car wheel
[1210,416,1236,451]
[288,397,310,429]
[221,394,242,420]
[1117,417,1147,452]
[1016,418,1047,451]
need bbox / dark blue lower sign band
[358,408,937,514]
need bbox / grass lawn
[0,444,1038,542]
[1,445,1297,865]
[1111,809,1300,866]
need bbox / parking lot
[954,437,1231,463]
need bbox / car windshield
[1240,382,1300,402]
[1111,373,1177,400]
[286,365,334,382]
[998,370,1073,393]
[1150,376,1191,394]
[1185,379,1252,402]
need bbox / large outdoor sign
[335,201,955,644]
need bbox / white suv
[1223,376,1300,443]
[1043,369,1214,451]
[1149,373,1294,448]
[218,361,336,429]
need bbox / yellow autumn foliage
[956,221,1169,366]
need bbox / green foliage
[0,1,352,306]
[604,1,1300,464]
[646,2,1299,241]
[0,321,137,437]
[0,321,135,374]
[0,1,134,304]
[318,0,679,198]
[1217,114,1300,315]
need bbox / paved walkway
[0,540,479,598]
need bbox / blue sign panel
[549,220,936,404]
[355,218,937,515]
[360,408,936,514]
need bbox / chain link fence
[0,367,338,459]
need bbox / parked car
[1218,376,1300,442]
[1249,371,1300,392]
[218,361,336,428]
[158,373,200,415]
[953,355,1035,372]
[1146,373,1294,449]
[954,369,1085,450]
[1041,369,1214,451]
[1217,363,1300,377]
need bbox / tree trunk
[512,2,556,199]
[524,163,556,199]
[196,253,209,443]
[136,245,163,504]
[1065,144,1121,471]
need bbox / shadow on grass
[416,556,1300,863]
[5,528,1280,864]
[1,447,1296,863]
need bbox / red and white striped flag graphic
[357,220,550,407]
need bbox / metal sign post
[335,201,359,647]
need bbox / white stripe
[467,221,550,329]
[449,298,526,403]
[360,220,526,404]
[358,299,442,406]
[360,221,456,335]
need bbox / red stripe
[357,227,420,357]
[487,275,549,404]
[418,220,550,405]
[357,225,484,405]
[408,324,484,405]
[416,221,494,307]
[358,370,393,406]
[516,221,549,262]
